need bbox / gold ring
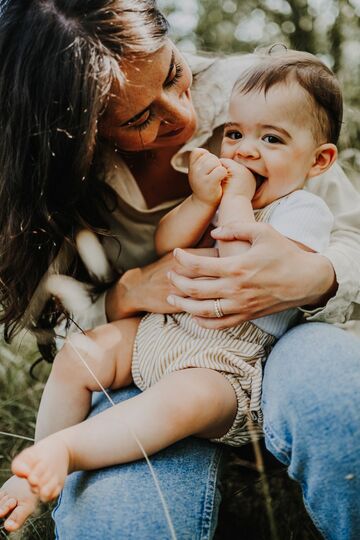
[214,299,224,318]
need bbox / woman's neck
[124,145,180,172]
[123,146,191,208]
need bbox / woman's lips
[158,126,185,138]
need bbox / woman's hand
[105,253,180,321]
[105,248,217,322]
[166,222,337,329]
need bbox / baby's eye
[263,134,283,144]
[225,130,242,140]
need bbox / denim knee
[262,323,360,459]
[262,322,360,540]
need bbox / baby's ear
[307,143,337,179]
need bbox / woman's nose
[235,139,260,159]
[158,90,190,125]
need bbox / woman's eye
[164,62,184,89]
[263,134,282,144]
[225,130,242,140]
[127,110,155,131]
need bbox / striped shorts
[132,312,276,447]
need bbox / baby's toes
[3,503,32,532]
[0,494,17,517]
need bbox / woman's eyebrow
[119,50,176,127]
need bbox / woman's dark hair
[0,0,168,344]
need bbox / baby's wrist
[222,177,255,199]
[191,193,220,211]
[222,187,253,200]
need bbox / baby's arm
[155,149,226,256]
[216,160,256,257]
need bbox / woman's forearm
[105,253,186,323]
[301,254,338,310]
[305,162,360,321]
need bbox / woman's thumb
[211,222,261,242]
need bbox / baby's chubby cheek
[219,140,230,159]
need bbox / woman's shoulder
[184,51,255,80]
[306,161,360,214]
[184,51,256,135]
[185,51,255,101]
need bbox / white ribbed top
[251,190,334,337]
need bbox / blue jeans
[53,323,360,539]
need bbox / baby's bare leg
[12,368,237,502]
[35,317,141,441]
[0,317,140,533]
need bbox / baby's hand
[220,159,256,199]
[189,148,226,206]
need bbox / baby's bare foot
[11,435,70,503]
[0,475,39,531]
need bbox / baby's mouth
[254,173,266,190]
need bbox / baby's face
[220,82,320,209]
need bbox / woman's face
[99,40,197,152]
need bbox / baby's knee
[169,369,236,431]
[51,343,78,382]
[51,332,100,382]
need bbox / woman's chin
[153,122,196,149]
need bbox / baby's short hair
[234,46,343,145]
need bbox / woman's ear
[307,143,338,179]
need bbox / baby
[0,48,342,517]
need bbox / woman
[0,1,359,538]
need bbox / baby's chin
[251,189,278,209]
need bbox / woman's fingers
[167,295,232,318]
[173,248,239,278]
[170,221,335,321]
[173,223,266,278]
[211,221,264,242]
[168,272,229,299]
